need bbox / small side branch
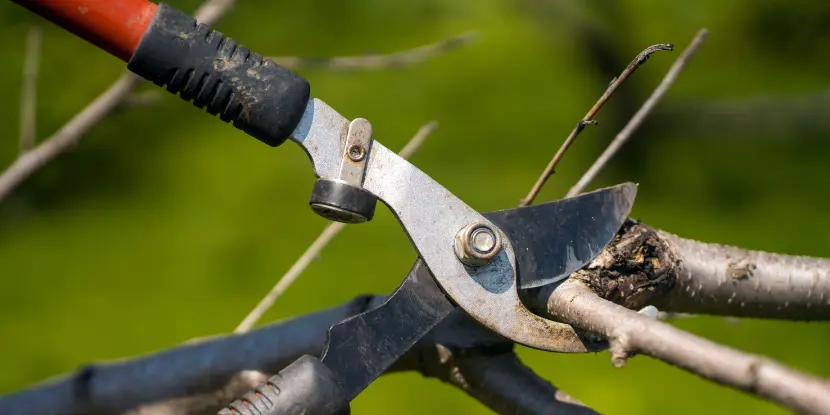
[0,73,143,202]
[520,43,674,206]
[270,32,477,71]
[541,280,830,415]
[568,29,708,197]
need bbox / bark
[562,220,830,320]
[532,221,830,414]
[655,230,830,319]
[541,281,830,415]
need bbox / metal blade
[484,183,637,289]
[320,258,455,401]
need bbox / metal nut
[454,222,502,267]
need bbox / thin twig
[519,43,673,206]
[568,29,708,197]
[19,26,42,153]
[270,32,477,71]
[0,73,143,202]
[398,121,440,158]
[0,0,239,204]
[234,121,439,333]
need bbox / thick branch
[541,280,830,415]
[0,296,590,415]
[654,230,830,320]
[563,221,830,320]
[269,32,477,71]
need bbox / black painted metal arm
[0,295,593,415]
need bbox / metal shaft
[11,0,157,62]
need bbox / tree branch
[654,230,830,320]
[547,220,830,319]
[568,28,708,197]
[520,43,673,206]
[539,279,830,415]
[0,296,591,415]
[525,221,830,414]
[269,32,477,71]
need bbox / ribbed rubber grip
[127,3,310,147]
[218,355,350,415]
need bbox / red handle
[11,0,158,62]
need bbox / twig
[542,280,830,415]
[398,121,440,158]
[0,73,143,202]
[19,26,41,153]
[234,121,439,334]
[519,43,673,206]
[270,32,477,71]
[0,0,239,204]
[567,29,708,197]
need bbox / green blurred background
[1,0,829,413]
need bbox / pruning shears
[12,1,637,414]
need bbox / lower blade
[485,183,637,289]
[320,258,454,401]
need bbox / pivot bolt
[347,144,365,162]
[454,222,502,267]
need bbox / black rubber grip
[218,355,350,415]
[127,3,310,147]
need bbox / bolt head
[470,228,496,254]
[347,144,366,162]
[454,222,502,267]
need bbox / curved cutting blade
[484,183,637,289]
